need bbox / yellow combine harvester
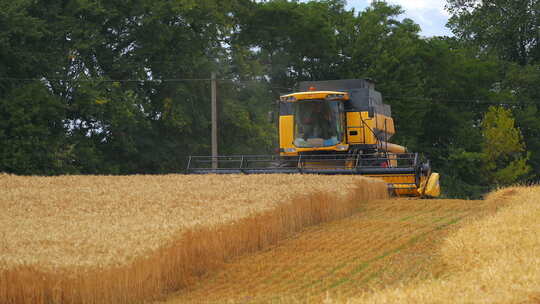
[187,79,440,198]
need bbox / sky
[346,0,453,37]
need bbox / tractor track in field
[156,198,508,304]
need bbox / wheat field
[160,186,538,303]
[160,198,488,303]
[0,173,387,304]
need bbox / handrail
[185,152,420,174]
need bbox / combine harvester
[187,79,440,198]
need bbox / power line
[0,76,293,95]
[385,96,539,105]
[0,77,213,82]
[0,76,538,105]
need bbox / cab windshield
[294,100,344,148]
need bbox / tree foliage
[447,0,540,65]
[481,106,530,185]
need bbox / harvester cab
[187,79,441,198]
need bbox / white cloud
[388,0,453,36]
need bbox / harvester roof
[280,91,350,102]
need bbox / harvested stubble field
[0,173,387,304]
[347,186,540,304]
[160,186,540,304]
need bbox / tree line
[1,0,538,198]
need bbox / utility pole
[211,72,218,169]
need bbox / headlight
[336,144,348,151]
[284,148,297,153]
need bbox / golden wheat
[0,173,387,303]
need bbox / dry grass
[0,173,387,304]
[346,186,540,304]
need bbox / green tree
[414,38,503,198]
[0,83,74,174]
[481,106,530,185]
[0,0,74,174]
[447,0,540,65]
[236,0,350,89]
[218,81,276,155]
[502,64,540,181]
[1,0,258,174]
[442,0,540,186]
